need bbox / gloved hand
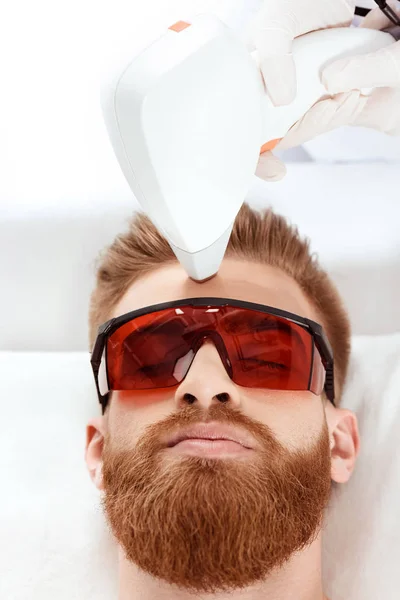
[251,0,400,182]
[276,1,400,156]
[244,0,356,181]
[245,0,356,106]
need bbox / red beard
[101,401,332,595]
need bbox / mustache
[128,402,277,457]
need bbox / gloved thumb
[256,36,297,107]
[255,150,287,182]
[322,40,400,93]
[244,6,297,106]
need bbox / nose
[173,337,242,410]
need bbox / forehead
[112,258,319,323]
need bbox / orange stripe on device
[260,139,282,154]
[169,21,191,32]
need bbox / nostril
[183,393,196,404]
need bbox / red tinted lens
[220,307,322,393]
[106,305,325,395]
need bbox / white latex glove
[276,40,400,153]
[257,1,400,181]
[244,0,356,181]
[321,2,400,133]
[245,0,356,106]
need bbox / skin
[86,257,360,600]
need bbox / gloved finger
[249,1,298,105]
[352,87,400,134]
[255,150,287,181]
[253,24,297,106]
[276,90,368,150]
[321,40,400,93]
[249,0,355,106]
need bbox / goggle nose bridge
[187,329,234,379]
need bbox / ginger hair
[88,203,351,407]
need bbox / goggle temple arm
[90,318,115,415]
[304,318,335,405]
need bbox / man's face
[87,258,334,595]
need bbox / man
[85,202,360,600]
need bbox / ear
[85,416,107,491]
[328,407,361,484]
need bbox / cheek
[245,389,323,448]
[108,390,175,446]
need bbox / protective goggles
[90,297,335,414]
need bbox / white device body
[101,14,394,281]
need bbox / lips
[166,422,254,449]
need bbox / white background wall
[0,0,259,214]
